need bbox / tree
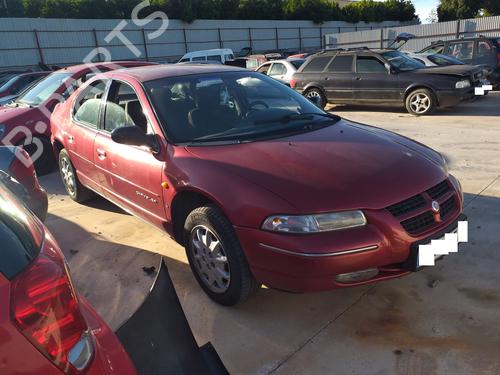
[427,8,438,23]
[437,0,478,21]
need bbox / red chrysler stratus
[50,64,465,306]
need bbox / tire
[405,88,436,116]
[22,137,56,176]
[58,149,94,203]
[184,205,260,306]
[304,87,327,109]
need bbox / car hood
[414,65,478,77]
[185,119,447,212]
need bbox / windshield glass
[145,71,338,144]
[428,54,464,66]
[0,76,20,93]
[17,72,72,106]
[382,51,425,71]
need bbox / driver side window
[103,81,150,134]
[73,80,107,128]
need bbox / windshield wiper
[255,112,339,125]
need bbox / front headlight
[262,211,367,233]
[455,79,470,89]
[440,153,449,174]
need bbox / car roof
[55,61,154,74]
[106,63,247,82]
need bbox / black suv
[419,37,500,87]
[291,48,484,115]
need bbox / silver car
[256,58,305,86]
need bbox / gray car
[256,58,305,86]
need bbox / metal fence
[0,18,409,70]
[325,15,500,51]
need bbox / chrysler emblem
[431,201,440,213]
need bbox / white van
[178,48,235,64]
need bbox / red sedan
[51,64,465,306]
[0,61,154,175]
[0,181,136,375]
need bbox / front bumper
[436,88,474,108]
[236,198,464,293]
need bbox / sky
[413,0,440,23]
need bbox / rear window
[0,183,43,279]
[290,59,305,70]
[302,56,332,72]
[328,55,354,72]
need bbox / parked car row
[289,47,490,115]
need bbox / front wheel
[405,89,436,116]
[184,205,260,306]
[59,149,94,203]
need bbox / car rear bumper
[236,200,464,293]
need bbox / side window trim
[101,78,154,136]
[71,79,109,130]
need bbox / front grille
[426,180,451,200]
[386,179,459,236]
[440,196,455,219]
[401,212,435,236]
[387,194,426,217]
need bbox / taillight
[290,78,297,89]
[10,240,93,374]
[497,52,500,67]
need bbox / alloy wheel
[60,157,76,196]
[409,93,431,114]
[189,225,231,294]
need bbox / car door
[66,79,108,192]
[268,62,288,84]
[475,39,496,67]
[323,54,354,100]
[353,55,400,101]
[93,80,166,225]
[444,41,474,65]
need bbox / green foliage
[437,0,500,21]
[1,0,418,23]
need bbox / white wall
[0,18,410,69]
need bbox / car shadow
[330,92,500,117]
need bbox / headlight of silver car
[455,79,471,89]
[262,211,367,233]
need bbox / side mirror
[307,95,322,108]
[111,126,160,154]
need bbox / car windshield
[0,76,20,93]
[16,72,72,106]
[428,54,464,66]
[145,71,339,144]
[382,51,425,71]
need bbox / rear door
[475,39,496,67]
[93,80,166,225]
[353,55,400,101]
[66,79,108,192]
[323,54,354,100]
[268,62,288,84]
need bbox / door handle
[67,135,74,143]
[96,149,107,159]
[355,76,362,81]
[324,77,330,81]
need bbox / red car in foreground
[0,181,136,375]
[0,61,154,175]
[51,64,465,306]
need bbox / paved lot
[40,92,500,375]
